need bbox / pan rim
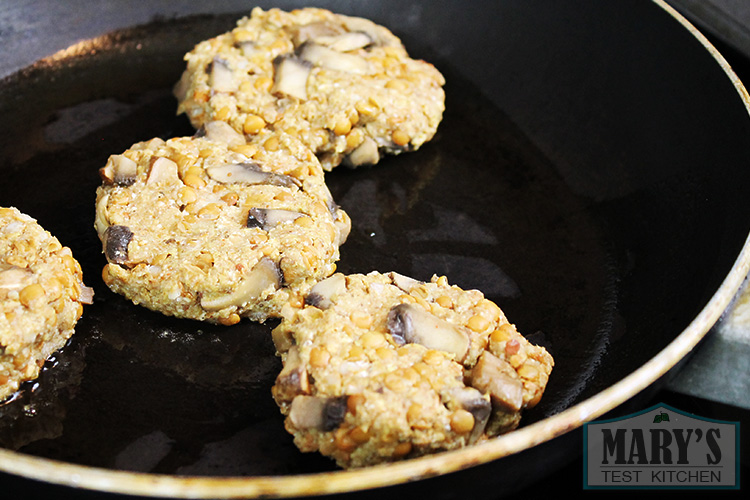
[1,0,750,497]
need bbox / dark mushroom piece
[94,194,109,235]
[146,157,179,185]
[0,265,32,293]
[273,345,309,403]
[205,162,300,188]
[103,225,133,266]
[199,257,282,311]
[235,40,258,57]
[79,285,95,305]
[290,21,344,47]
[271,326,294,354]
[99,154,137,185]
[320,185,351,245]
[389,272,422,293]
[345,137,380,167]
[209,57,234,92]
[271,55,311,100]
[386,303,469,361]
[469,351,523,412]
[305,273,346,309]
[246,208,304,231]
[201,121,245,148]
[315,31,373,52]
[340,17,390,47]
[446,387,492,443]
[173,70,191,102]
[288,395,348,431]
[332,207,351,246]
[298,42,369,74]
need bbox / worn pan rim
[1,0,750,497]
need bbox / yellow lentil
[467,314,491,333]
[243,114,266,134]
[450,409,475,434]
[309,347,331,367]
[351,311,374,329]
[263,135,280,151]
[218,313,241,326]
[182,173,206,189]
[391,129,410,146]
[221,192,240,206]
[333,118,352,136]
[436,295,453,308]
[349,426,370,444]
[214,106,230,121]
[197,203,222,219]
[393,442,412,457]
[19,284,45,307]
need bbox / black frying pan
[0,0,749,498]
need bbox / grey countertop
[0,0,748,410]
[661,0,750,411]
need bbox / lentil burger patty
[175,7,446,170]
[0,207,93,402]
[271,271,554,468]
[94,122,350,325]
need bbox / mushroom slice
[103,225,133,266]
[246,208,303,231]
[79,285,95,305]
[386,304,469,361]
[298,43,369,74]
[236,40,258,58]
[333,208,351,246]
[146,157,179,185]
[320,184,351,245]
[173,69,191,102]
[272,55,311,100]
[209,57,234,92]
[388,272,422,293]
[469,351,523,412]
[273,345,309,403]
[200,257,281,311]
[446,387,492,443]
[94,192,110,235]
[0,265,33,292]
[289,395,348,431]
[341,18,391,46]
[205,162,299,188]
[202,121,245,148]
[290,21,344,47]
[271,326,294,354]
[99,154,137,185]
[305,273,346,309]
[315,31,373,52]
[345,137,380,167]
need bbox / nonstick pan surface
[0,0,749,498]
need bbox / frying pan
[1,0,749,498]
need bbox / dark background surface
[0,1,749,499]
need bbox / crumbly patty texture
[271,271,554,468]
[1,207,93,402]
[94,125,351,324]
[175,7,446,170]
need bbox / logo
[584,403,739,489]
